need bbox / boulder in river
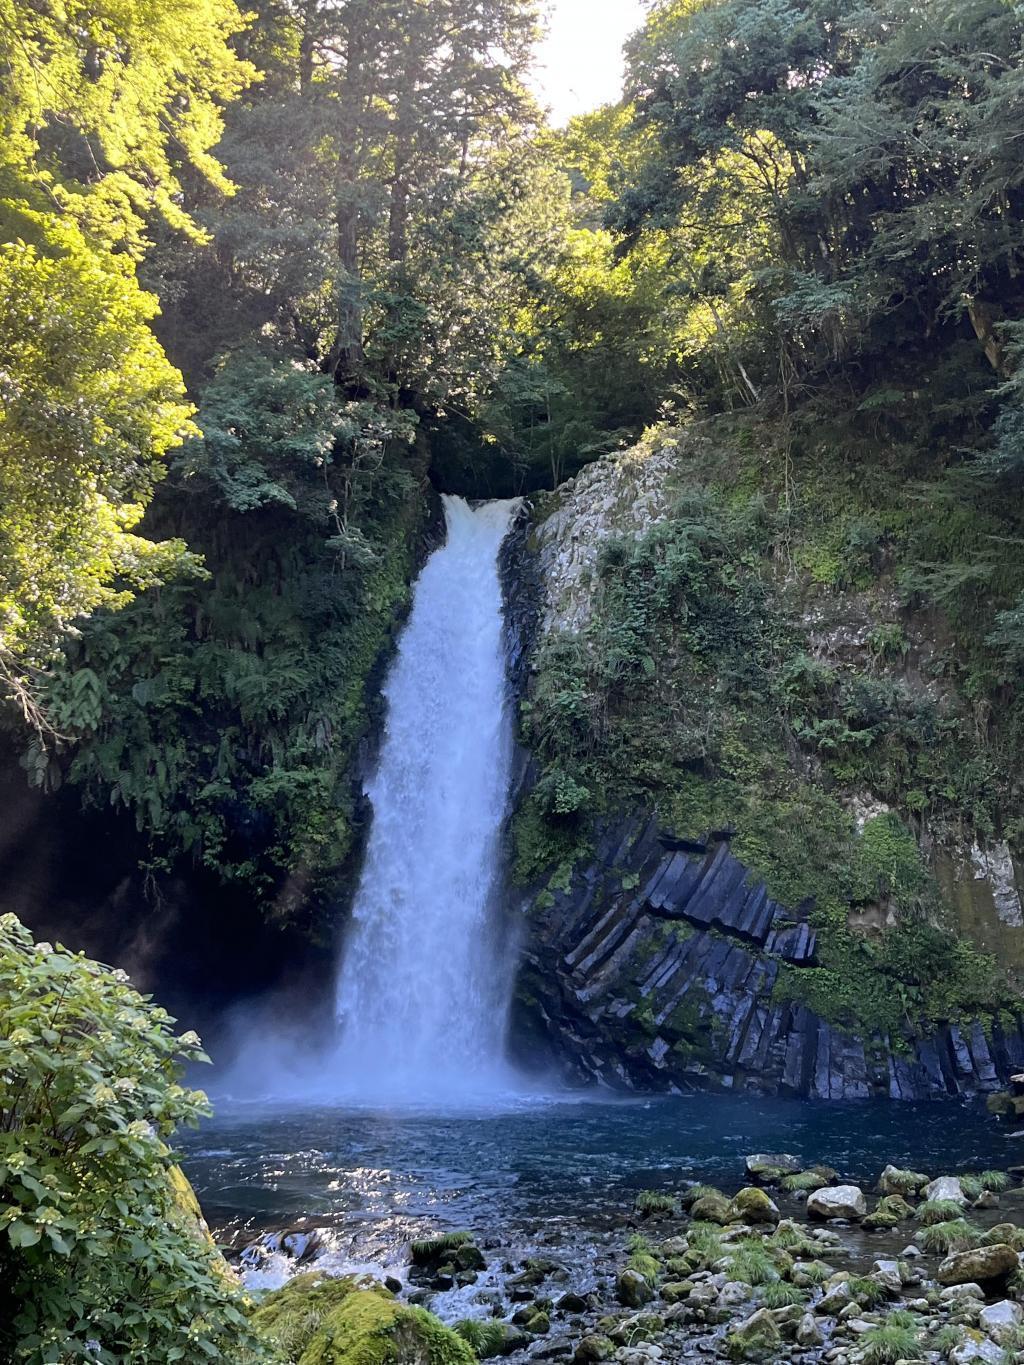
[728,1188,780,1225]
[725,1306,783,1359]
[937,1242,1018,1286]
[923,1175,968,1206]
[979,1298,1023,1343]
[574,1336,614,1363]
[249,1272,475,1364]
[806,1185,868,1221]
[616,1267,654,1308]
[744,1153,802,1183]
[877,1164,929,1197]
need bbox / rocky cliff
[504,423,1024,1100]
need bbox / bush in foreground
[0,913,269,1364]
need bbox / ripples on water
[182,1089,1016,1263]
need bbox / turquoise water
[181,1092,1016,1254]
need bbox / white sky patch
[530,0,649,126]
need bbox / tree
[0,215,199,727]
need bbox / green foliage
[38,349,425,910]
[627,1234,661,1285]
[918,1219,983,1255]
[634,1190,680,1217]
[726,1244,779,1287]
[779,1171,828,1193]
[0,216,198,719]
[453,1318,510,1359]
[858,1314,920,1365]
[846,1276,890,1310]
[0,913,268,1364]
[758,1282,805,1309]
[409,1232,475,1267]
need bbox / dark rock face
[510,810,1024,1101]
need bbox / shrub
[727,1243,779,1287]
[859,1313,919,1365]
[634,1190,679,1217]
[0,913,268,1365]
[846,1276,889,1308]
[919,1219,983,1254]
[916,1199,966,1226]
[759,1282,806,1308]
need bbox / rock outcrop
[511,807,1024,1100]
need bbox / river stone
[807,1185,867,1221]
[924,1175,968,1206]
[729,1188,780,1225]
[616,1268,654,1308]
[950,1332,1005,1364]
[718,1281,753,1308]
[816,1281,853,1315]
[940,1283,986,1302]
[725,1307,783,1359]
[660,1281,693,1304]
[871,1259,905,1294]
[690,1190,733,1225]
[878,1163,929,1196]
[795,1312,824,1348]
[938,1243,1018,1286]
[979,1298,1023,1342]
[744,1153,802,1183]
[574,1337,614,1364]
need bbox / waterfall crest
[332,495,521,1102]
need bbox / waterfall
[332,495,522,1102]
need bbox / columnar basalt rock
[510,810,1024,1099]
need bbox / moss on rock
[250,1274,476,1365]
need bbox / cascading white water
[332,495,521,1102]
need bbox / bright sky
[530,0,649,126]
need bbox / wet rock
[660,1282,693,1304]
[384,1275,403,1295]
[744,1154,802,1183]
[616,1268,654,1308]
[950,1332,1004,1363]
[807,1186,867,1222]
[717,1281,753,1309]
[938,1243,1018,1286]
[901,1244,922,1258]
[870,1260,905,1294]
[877,1165,928,1197]
[979,1298,1022,1342]
[690,1191,734,1225]
[556,1293,591,1314]
[725,1307,783,1360]
[574,1337,614,1364]
[923,1176,968,1206]
[796,1312,824,1348]
[816,1282,853,1315]
[728,1188,780,1225]
[940,1283,986,1303]
[532,1338,573,1359]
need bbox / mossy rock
[864,1194,915,1230]
[250,1274,476,1365]
[690,1190,733,1225]
[409,1232,479,1269]
[728,1188,780,1225]
[725,1308,783,1361]
[166,1162,238,1290]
